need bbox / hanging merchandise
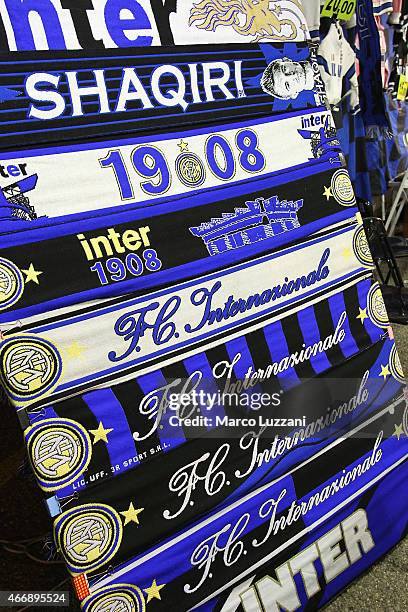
[21,275,387,497]
[356,0,392,136]
[361,11,395,197]
[389,0,403,26]
[331,99,373,201]
[365,132,389,195]
[388,4,408,94]
[372,0,394,15]
[318,21,360,113]
[0,42,327,150]
[302,0,322,40]
[385,91,408,179]
[0,164,356,322]
[0,0,310,52]
[376,11,393,88]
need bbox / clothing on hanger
[318,21,360,113]
[373,0,394,15]
[302,0,322,39]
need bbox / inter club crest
[54,503,123,575]
[176,152,206,187]
[0,335,62,402]
[353,225,375,268]
[389,343,405,384]
[0,257,24,310]
[330,169,356,207]
[82,584,146,612]
[25,418,92,492]
[366,283,389,329]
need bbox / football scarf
[21,276,390,498]
[0,108,341,231]
[78,433,407,611]
[356,0,391,137]
[385,91,408,180]
[0,164,356,322]
[0,0,310,52]
[63,393,406,610]
[196,457,408,612]
[0,42,327,150]
[0,221,374,411]
[48,338,405,580]
[332,98,372,202]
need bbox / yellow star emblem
[64,341,86,359]
[177,139,189,152]
[21,263,43,285]
[393,423,404,440]
[323,186,332,200]
[89,421,113,444]
[273,3,282,15]
[356,307,368,323]
[342,247,352,259]
[120,502,144,526]
[379,364,390,380]
[144,579,165,603]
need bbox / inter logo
[25,418,92,492]
[82,584,146,612]
[352,225,374,268]
[0,335,62,401]
[54,503,123,575]
[0,257,24,310]
[176,152,206,188]
[366,283,389,329]
[389,343,405,384]
[77,226,151,262]
[330,169,356,207]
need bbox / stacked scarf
[356,0,392,136]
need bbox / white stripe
[0,111,331,221]
[25,270,371,411]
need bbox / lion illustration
[189,0,304,42]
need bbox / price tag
[321,0,357,20]
[397,75,408,101]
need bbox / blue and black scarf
[356,0,391,137]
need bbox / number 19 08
[90,249,162,285]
